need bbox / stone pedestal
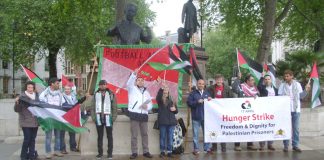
[80,114,160,155]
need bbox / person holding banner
[156,84,178,158]
[14,81,39,160]
[39,77,64,158]
[187,79,212,155]
[60,85,79,154]
[278,70,310,152]
[207,74,233,152]
[232,73,259,151]
[257,74,278,151]
[90,80,117,159]
[127,71,153,159]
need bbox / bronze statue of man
[107,3,152,44]
[181,0,200,42]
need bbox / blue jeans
[192,120,210,152]
[159,125,175,153]
[60,131,77,151]
[20,127,38,159]
[45,129,61,153]
[283,112,300,148]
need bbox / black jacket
[156,88,178,126]
[257,77,278,97]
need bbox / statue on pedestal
[107,3,152,45]
[181,0,200,42]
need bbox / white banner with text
[204,96,291,143]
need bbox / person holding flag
[60,84,79,154]
[14,81,40,160]
[39,77,64,158]
[257,72,278,151]
[127,70,153,159]
[279,70,310,152]
[232,73,259,151]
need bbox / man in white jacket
[127,70,153,159]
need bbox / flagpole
[77,54,97,152]
[184,70,192,151]
[236,48,241,74]
[137,45,168,71]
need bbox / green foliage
[204,26,259,79]
[275,50,324,83]
[0,0,155,68]
[278,0,324,47]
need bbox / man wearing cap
[127,70,153,159]
[39,77,64,159]
[90,80,117,159]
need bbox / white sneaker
[54,151,64,157]
[45,153,52,159]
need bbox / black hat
[99,80,107,85]
[48,77,61,85]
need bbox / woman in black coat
[156,86,178,158]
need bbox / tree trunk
[48,46,60,78]
[319,29,324,53]
[256,0,277,63]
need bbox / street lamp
[12,20,17,97]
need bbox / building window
[3,76,9,94]
[21,77,28,92]
[45,56,49,71]
[82,78,87,91]
[2,61,9,69]
[65,60,74,75]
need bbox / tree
[0,0,155,78]
[279,0,324,53]
[216,0,293,63]
[204,26,259,80]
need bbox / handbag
[153,120,159,130]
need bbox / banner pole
[77,53,97,152]
[184,71,192,151]
[236,48,241,74]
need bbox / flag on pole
[310,62,322,108]
[97,45,183,108]
[236,49,263,83]
[189,47,203,86]
[148,45,192,74]
[20,64,48,87]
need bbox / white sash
[95,91,111,126]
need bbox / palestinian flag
[189,47,203,85]
[263,63,277,87]
[236,49,263,83]
[148,45,191,74]
[19,96,87,133]
[61,74,75,87]
[310,62,322,108]
[20,64,47,87]
[96,44,184,108]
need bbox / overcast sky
[149,0,187,37]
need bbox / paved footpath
[2,136,324,160]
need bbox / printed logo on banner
[208,131,218,140]
[241,100,252,109]
[241,100,254,113]
[274,129,287,138]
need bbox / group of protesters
[14,68,310,160]
[187,69,310,156]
